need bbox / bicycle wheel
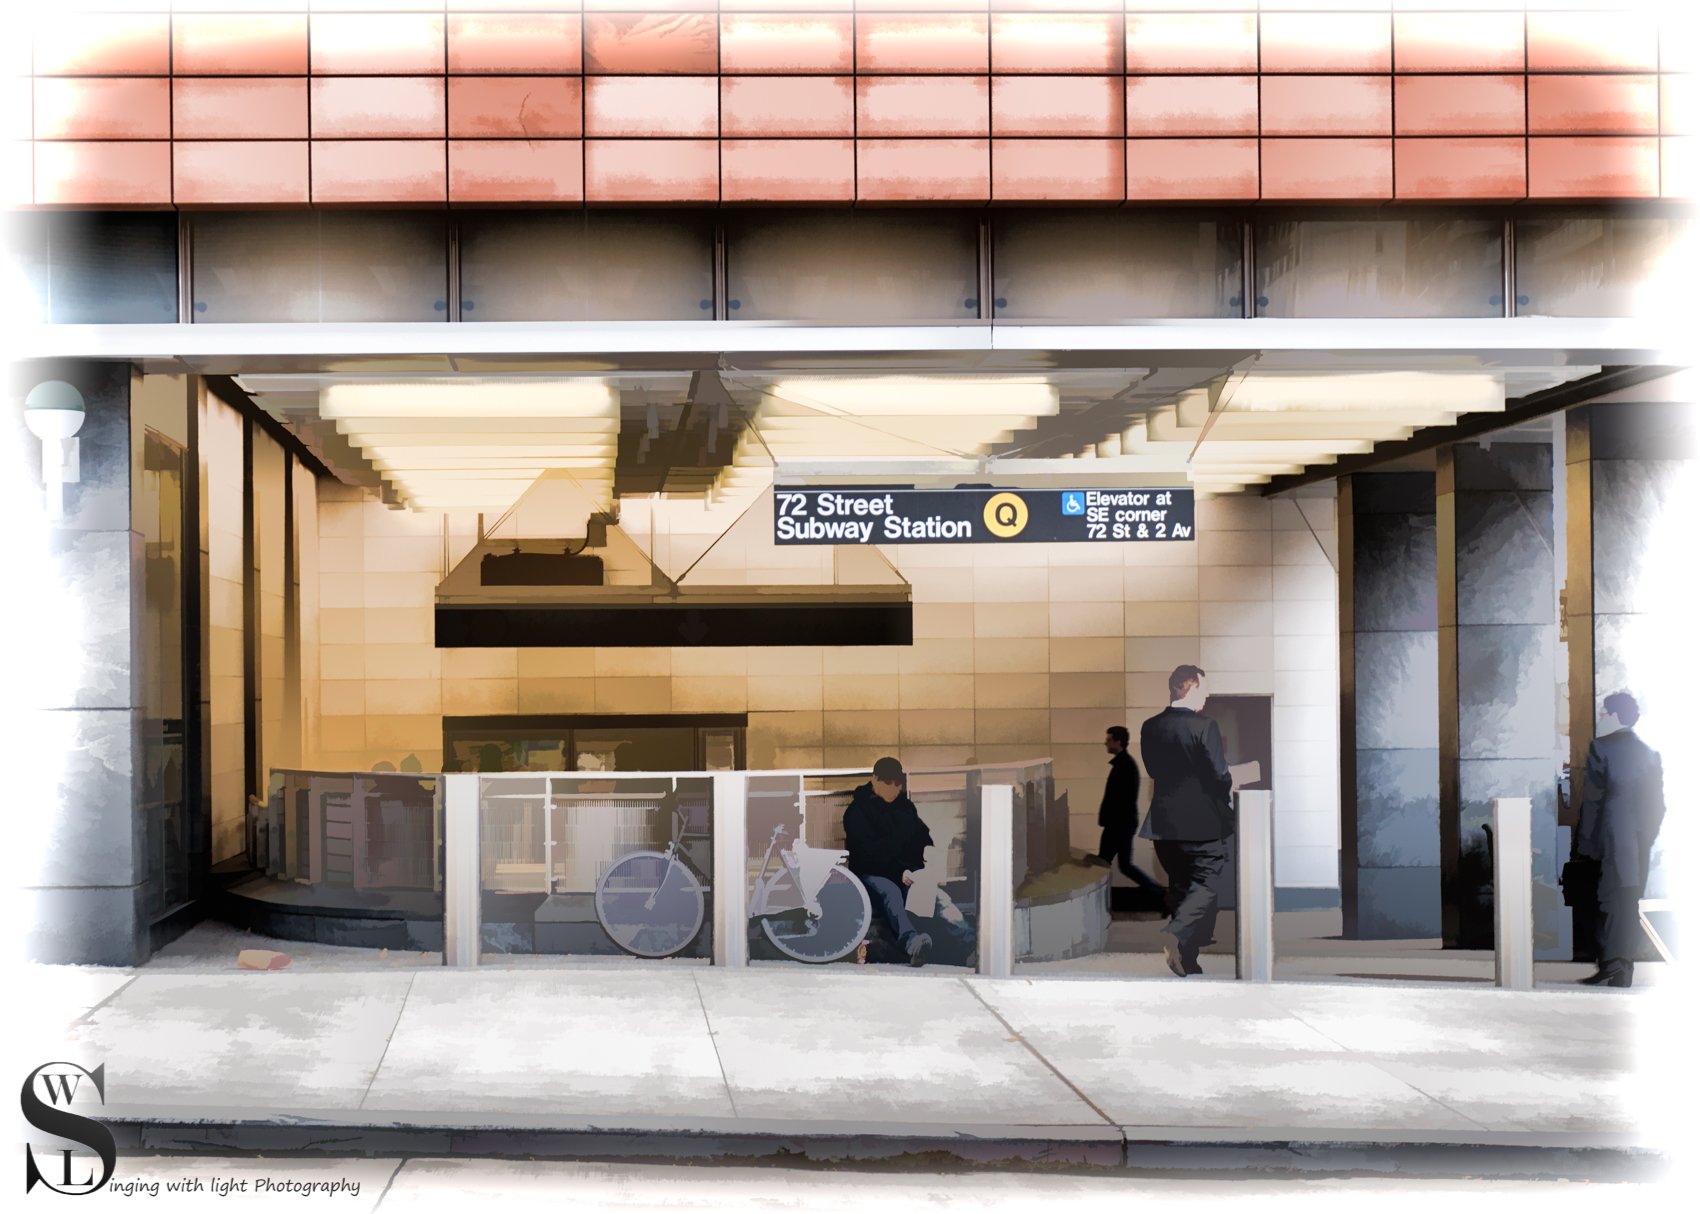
[760,866,871,963]
[595,851,706,958]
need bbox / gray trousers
[1154,839,1230,961]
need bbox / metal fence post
[979,783,1014,978]
[712,772,749,968]
[1234,789,1275,982]
[443,773,481,967]
[1492,796,1534,990]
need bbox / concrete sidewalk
[20,938,1677,1178]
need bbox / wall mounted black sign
[773,488,1196,545]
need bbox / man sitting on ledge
[843,756,938,967]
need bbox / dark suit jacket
[1098,749,1141,829]
[843,782,933,888]
[1577,728,1666,899]
[1139,706,1233,841]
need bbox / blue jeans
[861,875,978,953]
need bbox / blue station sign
[773,487,1196,545]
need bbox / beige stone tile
[1048,601,1122,638]
[317,501,364,537]
[515,648,596,678]
[1274,669,1335,706]
[1050,742,1110,781]
[363,504,440,538]
[748,710,824,747]
[899,672,975,710]
[826,674,901,711]
[1199,671,1272,695]
[318,537,365,574]
[823,746,881,770]
[321,645,366,679]
[441,678,518,715]
[363,571,439,610]
[442,648,519,680]
[363,535,442,575]
[975,743,1052,765]
[973,708,1049,746]
[1273,600,1336,636]
[1045,564,1124,601]
[745,646,820,677]
[1122,563,1199,601]
[211,628,242,672]
[1121,537,1197,566]
[317,680,365,717]
[365,714,441,752]
[1124,600,1201,638]
[1126,671,1172,707]
[1122,632,1203,669]
[823,710,901,746]
[905,566,975,602]
[517,678,597,714]
[1044,541,1123,567]
[973,671,1049,708]
[369,678,444,715]
[891,546,973,570]
[897,637,974,674]
[314,750,369,772]
[1051,707,1125,744]
[898,745,976,768]
[973,637,1048,674]
[364,608,433,646]
[974,601,1048,638]
[913,603,975,640]
[1274,634,1335,673]
[671,676,749,713]
[1049,671,1123,708]
[971,566,1048,603]
[770,745,827,769]
[319,608,363,646]
[320,572,365,609]
[1198,494,1272,532]
[1048,636,1122,674]
[1274,528,1333,567]
[1274,564,1336,602]
[1273,740,1336,779]
[1201,600,1274,637]
[593,647,671,677]
[748,675,823,712]
[1198,565,1273,602]
[823,646,905,675]
[594,677,671,714]
[315,480,363,503]
[365,644,442,681]
[319,715,367,750]
[899,708,973,746]
[1200,635,1273,675]
[1274,705,1335,743]
[667,647,748,676]
[1199,529,1272,567]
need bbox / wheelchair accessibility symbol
[1062,492,1085,516]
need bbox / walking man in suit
[1576,692,1666,988]
[1089,726,1164,899]
[1140,665,1235,978]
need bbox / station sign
[773,487,1196,545]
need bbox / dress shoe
[1183,959,1204,976]
[1604,973,1633,988]
[1159,934,1187,977]
[1577,970,1612,986]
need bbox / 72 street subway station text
[773,488,1196,545]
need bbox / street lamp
[24,380,85,520]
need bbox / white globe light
[24,380,85,441]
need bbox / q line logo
[21,1062,115,1196]
[982,492,1029,539]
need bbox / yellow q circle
[983,492,1029,539]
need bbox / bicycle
[748,823,872,964]
[594,804,708,959]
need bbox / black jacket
[843,782,933,887]
[1098,749,1141,828]
[1577,728,1666,898]
[1139,706,1234,841]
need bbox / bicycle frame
[749,824,846,921]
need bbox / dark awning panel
[436,603,913,648]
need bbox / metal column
[1234,790,1275,982]
[443,774,481,967]
[711,772,749,968]
[978,783,1014,978]
[1492,796,1535,990]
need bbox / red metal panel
[857,12,990,75]
[449,140,585,204]
[1125,137,1258,201]
[1260,12,1391,74]
[33,12,169,76]
[719,12,854,74]
[991,12,1121,75]
[1260,137,1393,200]
[175,140,311,206]
[312,140,447,204]
[173,14,309,76]
[1528,75,1660,137]
[1527,10,1659,73]
[857,76,989,137]
[310,13,446,77]
[1125,76,1256,138]
[1393,12,1524,75]
[174,79,309,142]
[1394,137,1527,200]
[34,140,171,206]
[857,138,989,201]
[721,77,854,138]
[1260,76,1392,138]
[1394,76,1525,137]
[993,138,1122,201]
[449,78,584,140]
[585,12,719,75]
[994,76,1121,138]
[1528,136,1660,198]
[585,138,719,201]
[586,76,718,138]
[447,13,583,75]
[721,138,855,201]
[34,78,170,141]
[1125,13,1257,75]
[312,78,447,140]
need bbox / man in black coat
[1090,726,1163,897]
[1139,665,1235,977]
[843,756,937,966]
[1576,692,1666,988]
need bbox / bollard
[1234,790,1275,982]
[442,774,481,967]
[711,771,750,968]
[1492,796,1534,990]
[979,783,1015,978]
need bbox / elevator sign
[773,488,1196,545]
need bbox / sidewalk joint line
[358,974,417,1113]
[371,1158,407,1210]
[957,979,1120,1132]
[71,975,139,1026]
[691,974,739,1119]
